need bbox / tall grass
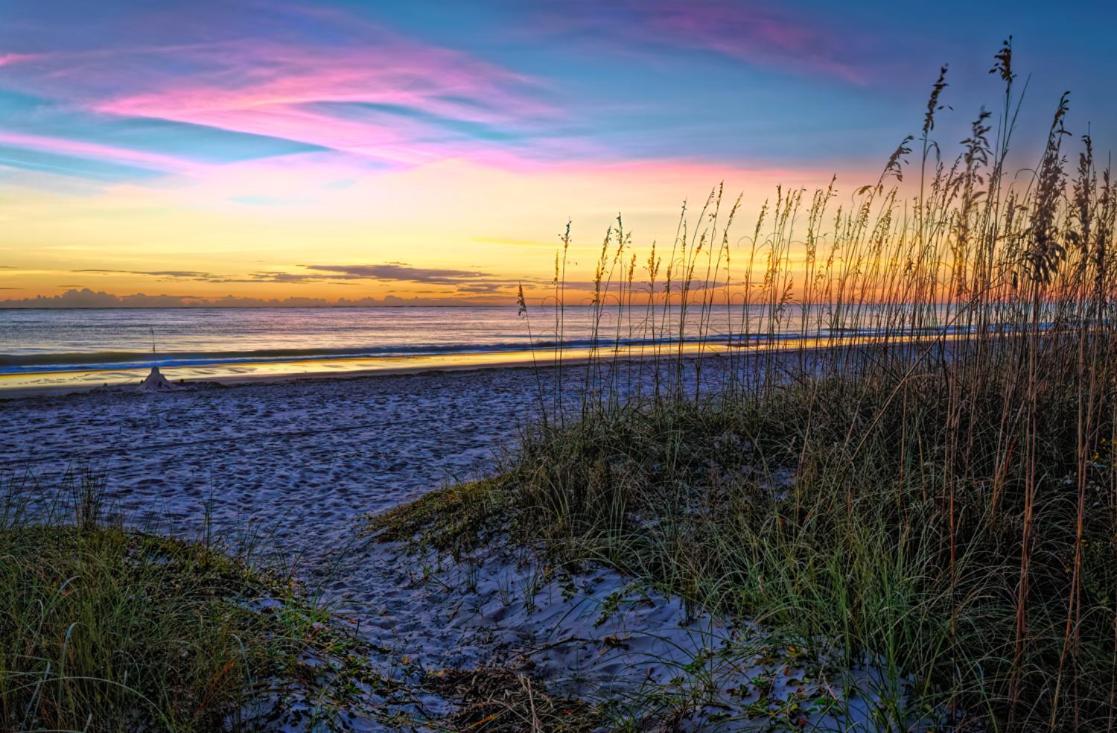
[492,40,1117,729]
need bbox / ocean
[0,305,715,390]
[0,304,968,392]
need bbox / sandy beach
[1,363,896,729]
[1,368,543,718]
[1,368,536,548]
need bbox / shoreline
[0,331,949,400]
[0,343,736,400]
[0,353,554,400]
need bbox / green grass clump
[370,478,506,556]
[0,481,381,732]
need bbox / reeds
[501,40,1117,729]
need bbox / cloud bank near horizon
[0,288,503,309]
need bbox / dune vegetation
[376,41,1117,730]
[0,473,381,732]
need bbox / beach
[1,367,551,722]
[0,305,997,730]
[1,367,533,554]
[2,362,898,729]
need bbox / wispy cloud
[74,268,222,281]
[300,263,493,285]
[0,132,207,176]
[67,262,529,293]
[0,4,560,178]
[0,288,503,308]
[248,263,529,293]
[533,0,866,84]
[0,53,40,67]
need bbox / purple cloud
[534,0,866,84]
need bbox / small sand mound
[139,366,178,392]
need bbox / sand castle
[139,365,177,392]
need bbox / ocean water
[0,304,965,391]
[3,307,541,370]
[0,306,714,390]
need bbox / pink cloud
[0,5,567,172]
[0,53,41,67]
[0,131,208,174]
[97,37,550,123]
[0,7,559,169]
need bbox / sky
[1,0,1115,306]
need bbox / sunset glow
[2,0,1114,305]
